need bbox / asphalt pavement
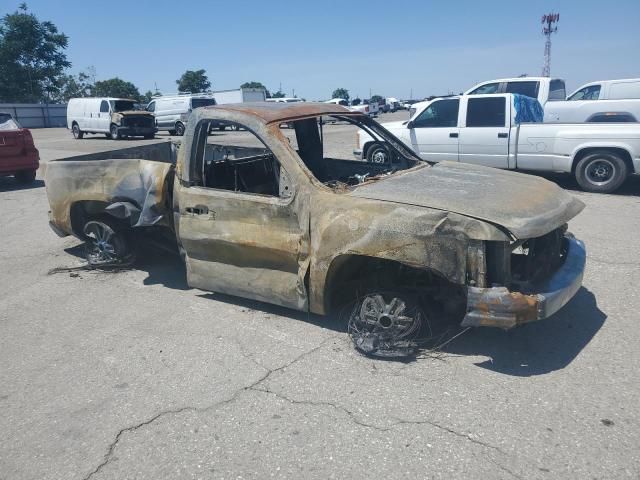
[1,113,639,479]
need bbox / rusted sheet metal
[462,236,586,328]
[350,161,585,240]
[45,143,175,235]
[201,101,360,125]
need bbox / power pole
[541,12,559,77]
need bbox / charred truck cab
[46,102,586,356]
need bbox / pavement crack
[251,387,389,432]
[82,336,334,479]
[487,456,525,480]
[389,416,505,453]
[82,406,194,480]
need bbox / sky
[2,0,639,100]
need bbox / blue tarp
[513,94,544,124]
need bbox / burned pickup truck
[45,102,586,355]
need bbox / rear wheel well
[572,147,633,174]
[323,255,464,314]
[70,201,126,237]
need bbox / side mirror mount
[406,120,414,129]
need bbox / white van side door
[96,100,111,132]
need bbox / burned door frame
[175,115,311,311]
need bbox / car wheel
[347,290,425,358]
[14,169,36,184]
[104,133,111,138]
[175,122,185,136]
[168,129,176,136]
[72,123,84,139]
[575,150,628,194]
[110,124,121,140]
[366,143,390,164]
[83,217,133,266]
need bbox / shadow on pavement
[442,287,606,376]
[0,178,44,192]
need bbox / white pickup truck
[544,78,640,123]
[356,93,640,193]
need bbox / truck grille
[123,116,153,128]
[486,226,567,289]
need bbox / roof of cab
[201,101,357,124]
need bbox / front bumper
[115,126,157,136]
[462,235,586,329]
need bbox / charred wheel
[83,217,133,266]
[347,291,425,357]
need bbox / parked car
[0,113,39,184]
[356,93,640,193]
[324,98,377,117]
[67,97,156,140]
[544,78,640,123]
[45,102,586,357]
[465,77,566,105]
[147,93,217,135]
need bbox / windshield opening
[109,100,137,112]
[287,114,423,191]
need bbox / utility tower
[541,12,559,77]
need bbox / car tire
[104,133,111,138]
[14,169,36,184]
[175,122,185,136]
[575,150,628,194]
[83,216,133,266]
[72,123,84,139]
[110,124,121,140]
[366,143,390,164]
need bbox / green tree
[370,94,384,104]
[141,90,155,103]
[351,98,361,105]
[176,69,211,93]
[51,71,92,103]
[332,88,349,101]
[241,81,270,97]
[271,90,285,98]
[92,77,140,99]
[0,3,71,102]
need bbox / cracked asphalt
[1,119,640,479]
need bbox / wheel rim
[83,222,120,264]
[370,148,388,163]
[585,158,616,186]
[176,123,184,135]
[73,125,79,137]
[111,126,118,138]
[348,293,423,357]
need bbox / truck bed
[45,142,178,237]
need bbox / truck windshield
[191,98,216,109]
[110,100,137,112]
[288,114,423,190]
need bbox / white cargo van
[212,88,267,105]
[465,77,566,105]
[146,93,216,136]
[67,97,156,140]
[544,78,640,123]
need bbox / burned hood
[348,161,585,239]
